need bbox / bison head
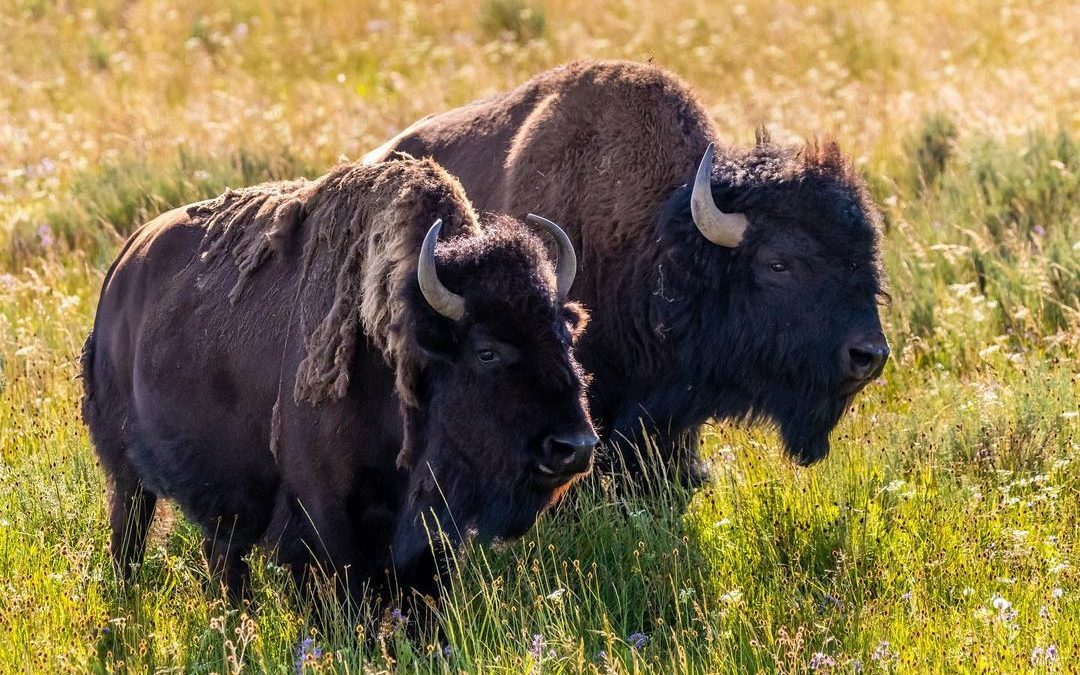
[658,139,888,466]
[390,214,596,589]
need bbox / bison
[364,60,890,483]
[80,158,597,601]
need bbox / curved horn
[417,219,466,321]
[526,213,578,298]
[691,143,749,247]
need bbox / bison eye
[476,348,499,363]
[769,260,788,273]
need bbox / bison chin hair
[387,453,567,594]
[749,387,855,466]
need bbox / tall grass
[0,0,1078,672]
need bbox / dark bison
[80,158,597,600]
[364,60,889,482]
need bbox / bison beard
[81,158,595,606]
[365,60,888,481]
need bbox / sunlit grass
[0,0,1078,672]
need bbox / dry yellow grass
[2,0,1078,191]
[1,1,1078,672]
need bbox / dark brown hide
[81,159,595,601]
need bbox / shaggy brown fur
[192,162,479,409]
[365,60,720,379]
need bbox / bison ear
[562,302,590,342]
[413,310,459,363]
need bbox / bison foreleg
[203,516,258,601]
[266,489,367,607]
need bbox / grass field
[1,0,1079,672]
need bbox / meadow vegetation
[0,0,1078,672]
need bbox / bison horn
[526,214,578,299]
[418,219,466,321]
[691,143,749,247]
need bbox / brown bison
[80,158,597,600]
[365,60,889,483]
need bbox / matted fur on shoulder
[192,158,480,408]
[194,176,315,303]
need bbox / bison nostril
[846,342,890,379]
[849,349,875,371]
[543,432,599,462]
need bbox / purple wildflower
[817,594,843,614]
[809,652,836,671]
[1032,645,1059,666]
[871,640,897,662]
[442,644,454,657]
[294,638,323,674]
[530,633,545,660]
[1032,647,1044,665]
[992,596,1018,623]
[627,632,648,650]
[31,158,56,177]
[384,607,407,633]
[37,224,54,249]
[1033,225,1046,237]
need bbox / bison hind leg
[108,461,158,580]
[82,337,158,578]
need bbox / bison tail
[79,328,97,426]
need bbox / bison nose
[844,335,890,382]
[542,431,598,473]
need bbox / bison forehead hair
[660,137,886,307]
[417,214,591,390]
[716,138,882,260]
[435,215,564,318]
